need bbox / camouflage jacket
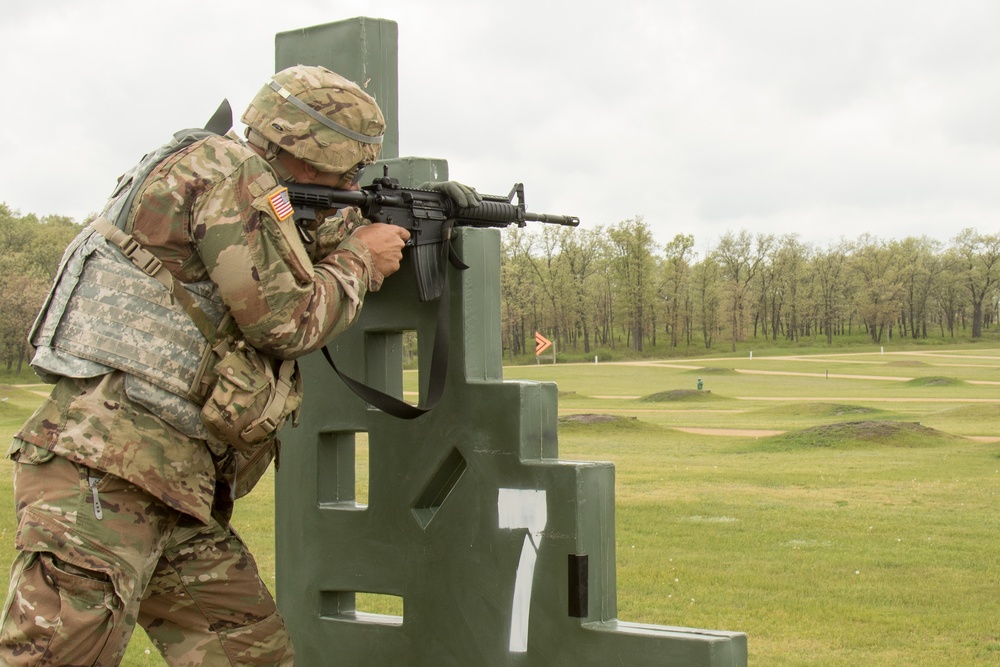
[15,134,375,523]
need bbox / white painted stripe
[498,488,548,654]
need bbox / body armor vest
[30,128,228,439]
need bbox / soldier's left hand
[419,181,483,208]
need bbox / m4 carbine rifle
[285,169,580,419]
[285,168,580,302]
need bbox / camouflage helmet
[242,65,384,175]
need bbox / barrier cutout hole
[320,590,403,626]
[317,431,369,509]
[365,330,419,407]
[412,448,467,529]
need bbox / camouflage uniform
[0,79,381,665]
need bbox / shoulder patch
[266,187,294,221]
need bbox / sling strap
[319,221,465,419]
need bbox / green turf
[1,345,999,665]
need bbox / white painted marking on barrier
[498,488,547,653]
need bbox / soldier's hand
[418,181,483,208]
[352,223,410,280]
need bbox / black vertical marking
[568,554,589,618]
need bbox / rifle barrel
[525,211,580,227]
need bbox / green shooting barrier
[274,18,747,666]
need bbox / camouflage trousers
[0,448,294,666]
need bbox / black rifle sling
[320,222,463,419]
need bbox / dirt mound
[640,389,717,403]
[558,413,660,433]
[559,413,636,424]
[685,367,737,375]
[934,404,1000,420]
[764,420,958,450]
[905,376,964,387]
[755,402,882,418]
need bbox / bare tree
[499,229,536,359]
[951,228,1000,339]
[714,231,773,352]
[559,226,605,354]
[813,241,851,345]
[692,254,721,349]
[607,218,657,352]
[895,236,944,339]
[851,234,904,343]
[662,234,695,349]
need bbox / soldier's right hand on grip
[352,223,410,284]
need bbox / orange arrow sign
[535,332,552,356]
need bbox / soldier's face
[302,169,361,190]
[281,153,360,191]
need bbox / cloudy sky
[2,0,998,255]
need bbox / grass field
[1,345,999,665]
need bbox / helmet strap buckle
[246,129,295,182]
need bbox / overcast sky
[2,0,998,256]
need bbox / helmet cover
[242,65,385,174]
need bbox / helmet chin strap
[245,129,296,182]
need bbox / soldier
[0,65,479,665]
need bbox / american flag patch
[267,187,294,221]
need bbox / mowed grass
[508,347,1000,666]
[558,422,999,665]
[1,344,998,665]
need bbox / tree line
[0,204,81,373]
[2,202,999,373]
[501,218,1000,360]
